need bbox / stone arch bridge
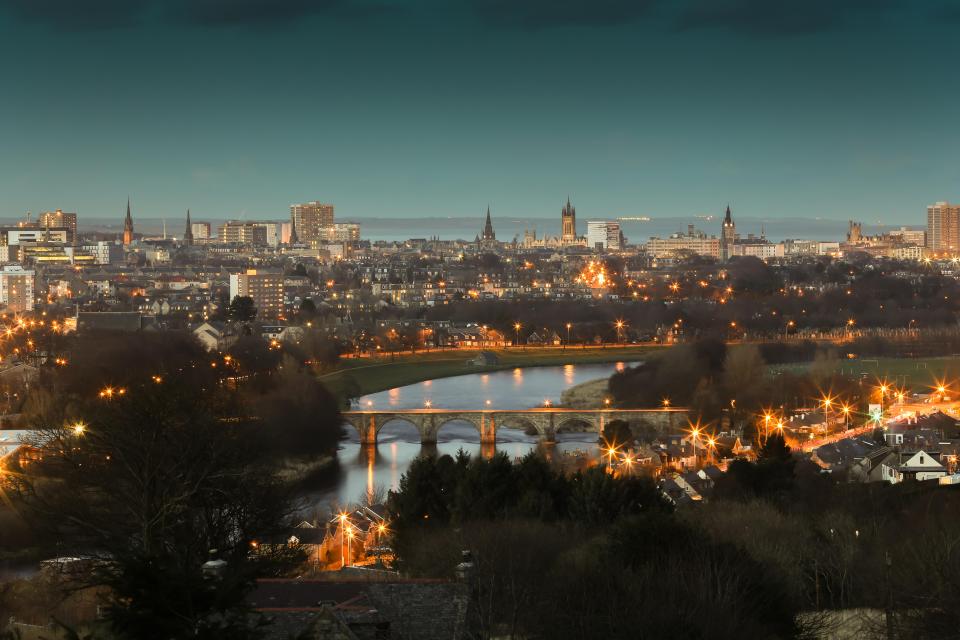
[342,408,687,445]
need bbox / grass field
[771,356,960,391]
[318,346,657,401]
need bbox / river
[313,362,630,507]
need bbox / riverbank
[560,377,611,408]
[319,346,657,401]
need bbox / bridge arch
[493,414,542,439]
[377,416,424,441]
[554,415,600,435]
[428,414,484,444]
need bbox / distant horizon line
[0,214,926,227]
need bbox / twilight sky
[1,0,957,224]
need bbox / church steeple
[123,197,134,246]
[720,204,736,261]
[183,209,193,246]
[482,205,495,242]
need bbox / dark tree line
[386,433,960,639]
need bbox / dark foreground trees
[387,451,804,639]
[6,331,344,639]
[13,370,302,639]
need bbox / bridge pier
[479,414,496,445]
[359,416,378,445]
[419,414,437,445]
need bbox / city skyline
[2,1,959,221]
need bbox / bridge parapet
[342,408,686,446]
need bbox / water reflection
[316,362,636,505]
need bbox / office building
[0,228,69,246]
[926,202,960,252]
[229,269,284,319]
[586,220,623,250]
[0,265,34,312]
[291,201,334,243]
[38,209,78,243]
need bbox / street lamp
[514,322,522,348]
[689,425,700,468]
[566,322,572,348]
[841,404,851,429]
[614,319,625,344]
[878,383,889,417]
[821,396,833,429]
[338,513,349,569]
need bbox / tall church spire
[123,197,134,246]
[482,205,495,242]
[184,209,193,245]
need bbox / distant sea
[4,216,922,244]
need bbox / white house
[898,450,946,482]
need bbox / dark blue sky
[1,0,957,223]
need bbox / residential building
[81,241,124,265]
[0,246,20,263]
[291,201,334,243]
[191,222,212,240]
[218,221,268,246]
[229,269,284,319]
[325,222,361,243]
[0,265,35,312]
[927,201,960,253]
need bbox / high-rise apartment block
[229,269,284,319]
[0,265,35,312]
[192,222,212,240]
[291,201,334,243]
[218,221,268,246]
[927,202,960,252]
[39,209,78,243]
